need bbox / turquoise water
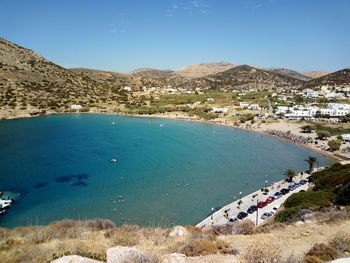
[0,114,330,228]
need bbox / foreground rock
[168,226,188,237]
[51,255,103,263]
[107,246,157,263]
[160,253,187,263]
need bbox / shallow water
[0,114,331,228]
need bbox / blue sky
[1,0,349,72]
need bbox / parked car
[237,212,248,220]
[257,201,267,208]
[229,217,238,222]
[299,189,306,192]
[280,188,290,195]
[299,179,307,185]
[266,196,276,203]
[261,212,273,220]
[273,192,282,199]
[247,205,258,214]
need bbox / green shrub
[275,207,299,222]
[284,191,335,210]
[336,182,350,205]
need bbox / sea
[0,114,331,228]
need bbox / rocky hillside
[177,62,237,79]
[0,38,127,117]
[192,65,305,91]
[303,68,350,88]
[266,68,312,81]
[303,71,330,79]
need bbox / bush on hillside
[180,239,218,256]
[328,232,350,253]
[284,191,335,210]
[245,241,281,263]
[274,207,299,223]
[305,243,339,262]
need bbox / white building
[239,102,249,107]
[211,107,228,113]
[249,104,261,110]
[70,104,82,110]
[207,98,214,102]
[123,87,132,92]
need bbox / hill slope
[303,68,350,88]
[193,65,305,91]
[266,68,312,81]
[177,62,237,79]
[0,38,125,117]
[303,71,330,79]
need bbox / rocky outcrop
[168,226,188,237]
[51,255,104,263]
[160,253,187,263]
[106,246,158,263]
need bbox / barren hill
[0,38,125,117]
[302,71,330,79]
[193,65,305,91]
[266,68,312,81]
[303,68,350,88]
[177,62,237,79]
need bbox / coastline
[0,110,340,161]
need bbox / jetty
[196,170,318,228]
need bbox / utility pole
[256,199,259,226]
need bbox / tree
[328,139,342,151]
[284,169,297,182]
[301,125,314,133]
[305,156,317,172]
[317,130,331,140]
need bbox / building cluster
[138,86,202,95]
[276,103,350,120]
[239,102,261,110]
[302,86,350,99]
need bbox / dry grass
[0,218,349,263]
[305,243,339,262]
[180,239,218,256]
[244,240,282,263]
[328,231,350,253]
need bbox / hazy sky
[1,0,349,72]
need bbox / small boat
[0,209,6,215]
[110,159,117,163]
[112,122,116,125]
[160,124,164,127]
[0,201,10,209]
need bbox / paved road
[196,172,312,228]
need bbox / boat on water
[110,159,118,163]
[0,200,10,209]
[0,209,6,215]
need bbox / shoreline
[0,111,340,161]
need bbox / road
[196,172,312,228]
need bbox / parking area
[196,172,312,228]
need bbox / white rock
[107,246,156,263]
[160,253,187,263]
[51,255,103,263]
[168,226,188,237]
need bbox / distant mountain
[266,68,312,81]
[302,71,330,79]
[177,62,237,79]
[303,68,350,88]
[192,65,305,91]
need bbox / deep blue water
[0,114,331,228]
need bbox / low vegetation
[275,163,350,223]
